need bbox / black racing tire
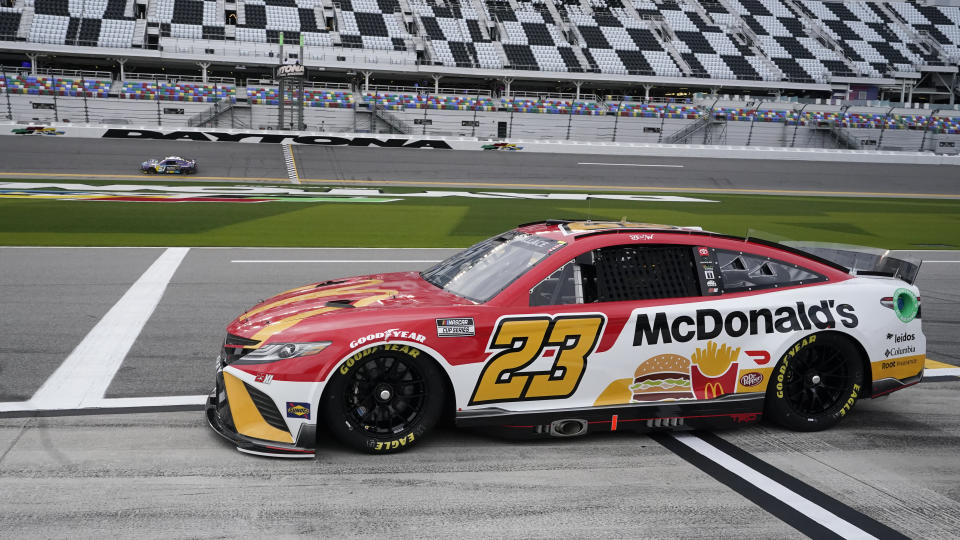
[765,332,864,432]
[322,346,445,454]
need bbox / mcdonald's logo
[704,382,725,399]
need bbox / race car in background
[140,156,197,174]
[207,220,925,457]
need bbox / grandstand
[1,0,959,151]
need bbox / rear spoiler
[779,242,922,285]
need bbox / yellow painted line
[926,358,958,370]
[2,171,959,199]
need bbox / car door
[468,241,709,412]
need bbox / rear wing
[780,242,921,285]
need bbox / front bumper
[206,372,316,459]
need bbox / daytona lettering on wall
[101,129,454,148]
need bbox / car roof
[516,219,710,241]
[513,220,849,273]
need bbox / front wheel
[765,332,864,432]
[322,346,445,454]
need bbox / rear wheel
[765,333,864,432]
[322,347,445,454]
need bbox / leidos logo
[634,301,858,346]
[886,332,915,343]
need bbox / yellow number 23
[469,314,606,405]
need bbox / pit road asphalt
[2,136,960,197]
[0,247,958,538]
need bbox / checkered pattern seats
[28,0,136,47]
[337,0,409,51]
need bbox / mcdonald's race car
[140,156,197,174]
[207,220,925,457]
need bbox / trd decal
[469,314,606,405]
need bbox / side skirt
[455,395,765,438]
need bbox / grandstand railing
[366,85,492,97]
[0,66,112,80]
[125,73,237,85]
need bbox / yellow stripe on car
[241,279,390,319]
[223,372,294,443]
[873,354,925,381]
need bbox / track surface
[3,137,960,196]
[2,139,959,537]
[1,247,959,538]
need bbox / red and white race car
[207,220,925,457]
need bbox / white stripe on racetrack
[671,433,877,540]
[25,248,189,410]
[925,367,960,378]
[577,162,684,168]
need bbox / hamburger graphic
[630,354,695,402]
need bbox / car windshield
[421,231,563,303]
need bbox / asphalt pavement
[0,247,958,538]
[3,136,960,197]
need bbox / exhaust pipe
[549,419,588,438]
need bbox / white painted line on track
[26,247,190,409]
[925,367,960,378]
[577,162,684,168]
[671,433,877,539]
[230,259,442,263]
[922,260,960,263]
[84,395,208,408]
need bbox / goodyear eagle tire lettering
[765,332,864,432]
[322,345,445,454]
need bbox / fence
[3,86,959,153]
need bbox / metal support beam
[26,53,38,75]
[502,77,513,99]
[117,57,128,81]
[574,80,583,100]
[362,71,372,92]
[432,74,440,95]
[643,84,652,101]
[198,62,211,83]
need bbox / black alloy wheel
[347,354,426,436]
[323,347,445,454]
[766,332,864,432]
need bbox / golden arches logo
[704,382,725,399]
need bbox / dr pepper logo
[739,372,764,387]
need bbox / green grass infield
[1,180,958,249]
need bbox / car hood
[227,271,467,341]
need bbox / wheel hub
[375,384,393,403]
